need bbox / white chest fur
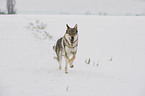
[65,46,78,56]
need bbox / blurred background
[0,0,145,16]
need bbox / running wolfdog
[53,24,78,73]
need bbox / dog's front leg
[65,54,74,68]
[70,51,76,64]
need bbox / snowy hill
[0,15,145,96]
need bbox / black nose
[71,36,74,41]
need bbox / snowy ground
[0,15,145,96]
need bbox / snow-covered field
[0,15,145,96]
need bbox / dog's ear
[66,24,70,29]
[74,24,78,30]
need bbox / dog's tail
[53,45,58,60]
[53,45,56,51]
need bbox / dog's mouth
[70,36,74,43]
[70,40,74,43]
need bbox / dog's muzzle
[70,36,74,43]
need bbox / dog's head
[65,24,78,44]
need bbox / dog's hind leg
[64,57,68,74]
[58,59,62,70]
[57,53,62,70]
[59,60,62,70]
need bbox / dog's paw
[70,65,74,68]
[65,72,68,74]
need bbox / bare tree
[7,0,16,14]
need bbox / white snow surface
[0,15,145,96]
